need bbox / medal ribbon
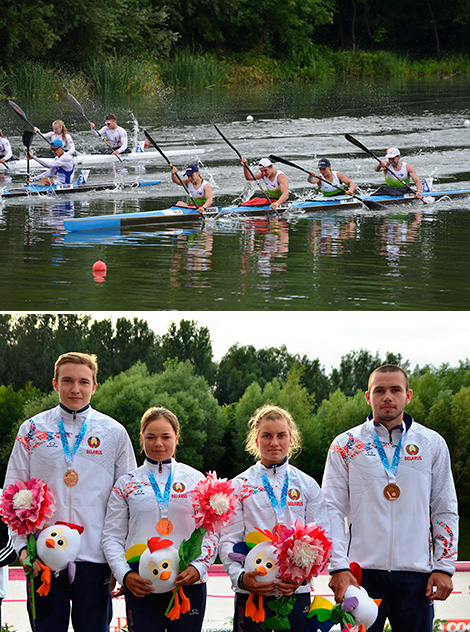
[148,467,173,518]
[57,410,91,468]
[373,430,404,482]
[261,472,289,520]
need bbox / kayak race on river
[1,79,469,311]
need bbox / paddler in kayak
[33,120,76,157]
[241,156,289,210]
[89,113,130,157]
[307,157,356,197]
[171,163,213,211]
[0,129,16,165]
[373,147,423,199]
[25,138,75,185]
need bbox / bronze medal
[156,518,173,535]
[64,470,79,487]
[383,483,400,501]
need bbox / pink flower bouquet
[165,471,236,620]
[275,519,332,583]
[261,520,332,630]
[0,479,56,619]
[191,471,236,534]
[0,479,56,536]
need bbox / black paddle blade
[345,133,368,153]
[9,100,28,122]
[362,198,387,211]
[144,130,170,165]
[67,92,85,117]
[22,130,34,149]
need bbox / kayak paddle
[144,130,206,218]
[214,124,276,206]
[269,154,387,211]
[345,133,427,205]
[8,101,50,146]
[22,130,34,182]
[67,92,122,162]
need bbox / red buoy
[92,260,107,273]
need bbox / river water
[1,78,469,310]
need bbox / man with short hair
[241,155,289,210]
[89,113,129,157]
[26,138,75,185]
[322,364,458,631]
[4,352,137,632]
[373,147,423,199]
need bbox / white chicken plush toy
[138,536,180,593]
[229,528,279,624]
[36,521,84,596]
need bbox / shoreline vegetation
[1,50,469,98]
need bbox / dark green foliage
[1,0,468,80]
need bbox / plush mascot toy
[36,522,84,596]
[229,528,279,624]
[306,563,381,632]
[138,536,180,593]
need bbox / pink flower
[274,519,332,583]
[191,471,236,534]
[0,479,56,536]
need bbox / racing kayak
[62,188,470,232]
[0,147,205,172]
[1,179,161,199]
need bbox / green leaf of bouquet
[177,526,206,572]
[261,614,290,630]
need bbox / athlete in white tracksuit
[3,353,137,632]
[102,459,218,587]
[219,405,330,632]
[322,365,458,632]
[103,406,218,632]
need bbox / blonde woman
[102,407,218,632]
[34,120,76,155]
[219,405,330,632]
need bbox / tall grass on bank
[158,49,229,89]
[87,56,164,96]
[5,62,90,99]
[1,51,469,100]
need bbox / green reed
[158,50,229,89]
[87,56,164,96]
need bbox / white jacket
[4,404,137,563]
[102,459,218,586]
[322,413,458,575]
[218,459,330,593]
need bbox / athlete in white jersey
[27,139,75,185]
[0,130,13,164]
[171,163,213,212]
[241,156,289,210]
[34,120,76,155]
[307,157,356,197]
[89,112,129,157]
[374,147,423,199]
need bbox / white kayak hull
[0,147,205,172]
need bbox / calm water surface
[1,78,469,310]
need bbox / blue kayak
[0,179,161,199]
[62,189,470,232]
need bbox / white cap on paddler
[385,147,400,159]
[258,158,272,168]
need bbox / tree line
[1,313,469,511]
[1,0,468,71]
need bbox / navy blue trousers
[361,569,434,632]
[27,561,112,632]
[125,583,207,632]
[233,592,310,632]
